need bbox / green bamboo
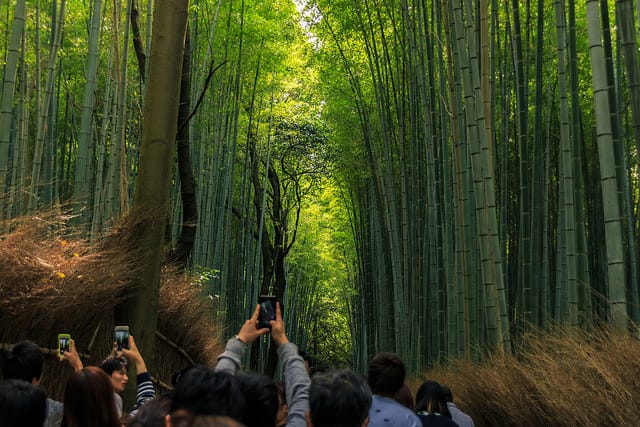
[567,0,592,325]
[0,0,27,205]
[14,32,29,218]
[615,0,640,323]
[73,0,104,225]
[28,0,66,212]
[510,0,533,329]
[450,0,510,351]
[528,0,545,327]
[554,0,579,327]
[586,0,628,333]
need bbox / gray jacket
[447,402,474,427]
[215,337,310,427]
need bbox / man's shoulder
[369,395,421,427]
[447,402,474,427]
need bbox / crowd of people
[0,302,474,427]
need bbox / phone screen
[115,327,130,351]
[59,336,70,355]
[258,296,278,329]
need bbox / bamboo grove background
[1,0,640,374]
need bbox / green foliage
[285,183,356,368]
[3,0,640,375]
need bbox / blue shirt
[368,395,422,427]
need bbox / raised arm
[215,304,270,374]
[271,302,310,427]
[62,338,83,372]
[122,335,155,409]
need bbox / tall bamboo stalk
[74,0,104,225]
[0,0,27,209]
[586,0,628,333]
[28,0,66,212]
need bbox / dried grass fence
[0,214,225,401]
[414,328,640,426]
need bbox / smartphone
[114,326,130,351]
[258,295,279,329]
[58,333,71,356]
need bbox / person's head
[237,372,279,427]
[61,366,120,427]
[440,384,453,403]
[1,340,44,384]
[308,369,371,427]
[366,352,405,396]
[394,383,414,411]
[172,367,190,388]
[170,366,245,422]
[298,350,314,375]
[0,379,47,427]
[127,396,172,427]
[274,381,288,427]
[415,381,451,418]
[100,356,128,393]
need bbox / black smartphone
[258,295,278,329]
[115,325,130,351]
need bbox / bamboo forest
[3,0,640,394]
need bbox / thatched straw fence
[0,214,226,401]
[413,328,640,426]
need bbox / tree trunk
[114,0,189,406]
[170,29,198,269]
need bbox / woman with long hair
[415,381,458,427]
[61,366,121,427]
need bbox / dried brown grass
[0,213,224,400]
[418,328,640,426]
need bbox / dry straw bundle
[0,213,224,400]
[420,327,640,426]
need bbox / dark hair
[237,372,279,427]
[1,340,43,382]
[126,396,172,427]
[394,383,415,411]
[0,379,47,427]
[309,369,372,427]
[440,384,453,403]
[61,366,121,427]
[99,356,128,376]
[415,381,451,419]
[169,414,246,427]
[172,367,190,387]
[366,352,405,395]
[170,366,245,422]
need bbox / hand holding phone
[115,326,130,351]
[236,304,271,344]
[58,333,71,358]
[270,302,288,347]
